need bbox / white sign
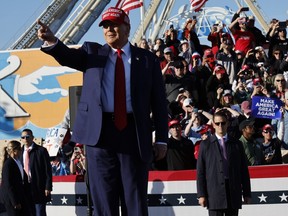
[44,127,67,156]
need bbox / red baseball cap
[262,124,273,131]
[198,124,214,135]
[99,7,130,27]
[203,49,214,58]
[192,52,201,59]
[241,101,251,114]
[242,64,250,70]
[168,119,180,128]
[253,77,263,85]
[214,65,226,74]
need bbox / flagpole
[140,0,144,39]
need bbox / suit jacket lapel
[130,44,140,97]
[98,44,111,81]
[211,135,223,159]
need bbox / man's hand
[198,197,207,207]
[14,204,22,209]
[37,20,57,45]
[154,144,167,161]
[243,196,251,204]
[45,190,51,197]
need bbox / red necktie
[24,149,30,181]
[114,49,127,130]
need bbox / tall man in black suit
[20,129,52,216]
[197,111,251,216]
[37,7,168,216]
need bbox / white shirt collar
[215,133,228,141]
[24,143,34,151]
[111,41,131,57]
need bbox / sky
[0,0,287,50]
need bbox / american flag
[115,0,143,13]
[190,0,208,12]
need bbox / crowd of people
[135,7,288,170]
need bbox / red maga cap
[214,65,226,74]
[262,124,273,131]
[242,64,250,70]
[203,49,214,58]
[168,119,180,128]
[198,124,214,135]
[99,7,130,27]
[253,77,263,85]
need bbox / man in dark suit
[37,7,168,216]
[20,129,52,216]
[197,111,251,216]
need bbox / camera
[272,18,278,24]
[241,77,246,83]
[241,7,249,12]
[266,152,274,158]
[255,82,262,87]
[74,147,81,152]
[169,24,174,30]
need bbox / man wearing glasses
[197,111,251,216]
[20,129,52,216]
[258,124,283,165]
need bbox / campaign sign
[251,96,283,119]
[44,127,67,156]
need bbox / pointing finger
[37,19,46,28]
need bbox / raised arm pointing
[37,20,57,45]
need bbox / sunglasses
[263,130,273,134]
[21,135,30,139]
[274,52,280,55]
[214,121,226,126]
[276,79,285,82]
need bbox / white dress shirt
[101,42,132,113]
[13,158,24,182]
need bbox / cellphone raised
[278,21,286,29]
[241,7,249,12]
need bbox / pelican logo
[0,55,29,117]
[0,49,80,139]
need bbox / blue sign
[251,96,283,119]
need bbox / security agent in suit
[20,129,52,216]
[37,7,168,216]
[1,140,35,216]
[197,111,251,216]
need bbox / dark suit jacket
[197,135,251,210]
[42,41,168,162]
[0,158,33,215]
[20,144,52,203]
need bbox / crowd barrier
[47,165,288,216]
